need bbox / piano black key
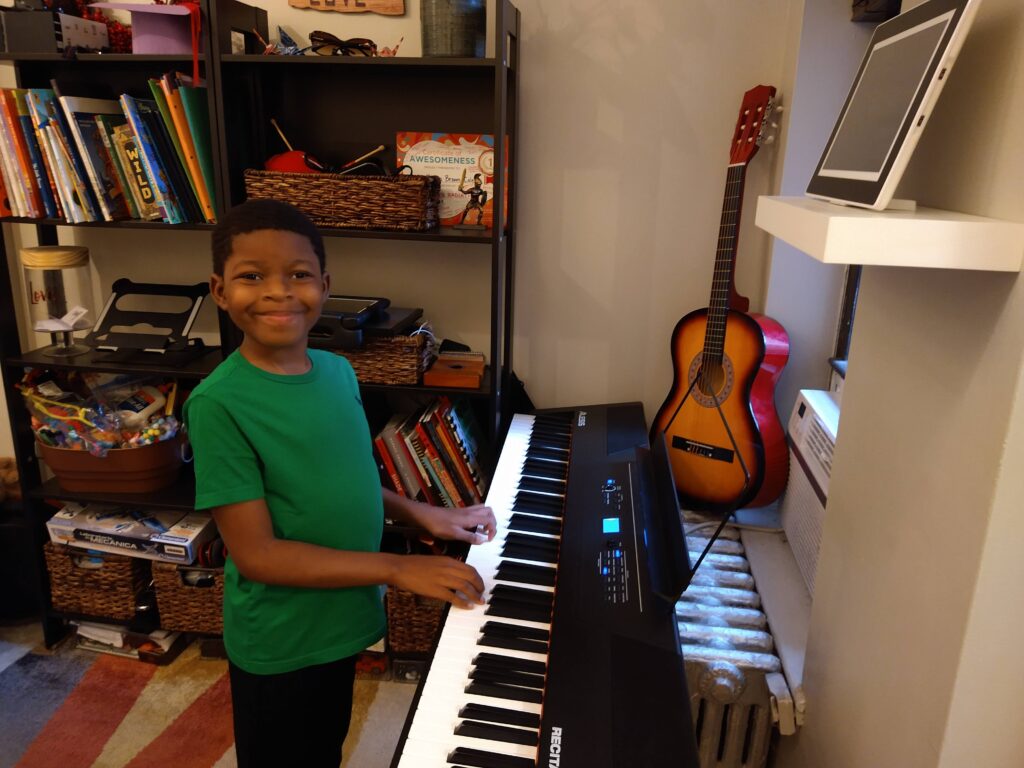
[501,543,559,564]
[481,620,550,641]
[485,600,552,624]
[528,437,570,452]
[465,680,544,704]
[491,584,555,607]
[525,443,569,459]
[496,561,558,587]
[458,703,542,729]
[478,634,550,654]
[474,652,547,675]
[514,490,564,509]
[469,667,546,690]
[455,720,539,747]
[447,746,537,768]
[521,459,567,479]
[508,513,563,536]
[505,532,560,552]
[518,476,566,495]
[512,500,563,519]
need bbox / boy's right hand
[391,554,486,610]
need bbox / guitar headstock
[729,84,779,165]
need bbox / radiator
[679,525,794,768]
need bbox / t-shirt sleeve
[184,393,264,510]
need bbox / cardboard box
[89,0,267,55]
[47,502,216,564]
[0,10,109,53]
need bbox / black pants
[229,654,358,768]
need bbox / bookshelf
[0,0,521,646]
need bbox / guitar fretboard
[702,162,748,363]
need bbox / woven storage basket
[153,562,224,635]
[44,542,150,620]
[244,170,440,231]
[386,586,446,654]
[339,333,435,385]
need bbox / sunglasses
[309,31,378,57]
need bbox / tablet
[805,0,982,211]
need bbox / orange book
[373,434,406,496]
[0,89,41,217]
[159,75,215,222]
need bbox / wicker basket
[339,334,435,385]
[386,586,446,654]
[153,562,224,635]
[43,542,150,620]
[243,170,440,231]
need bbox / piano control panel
[598,468,633,604]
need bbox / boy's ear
[210,273,228,310]
[321,271,331,302]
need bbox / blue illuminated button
[602,517,620,534]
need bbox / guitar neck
[704,162,748,360]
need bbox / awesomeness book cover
[396,132,508,229]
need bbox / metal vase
[420,0,486,57]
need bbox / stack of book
[0,75,217,224]
[373,396,489,509]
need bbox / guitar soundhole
[687,354,735,408]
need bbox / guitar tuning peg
[771,121,780,129]
[773,105,785,114]
[763,135,776,145]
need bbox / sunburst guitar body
[653,308,789,512]
[651,84,789,513]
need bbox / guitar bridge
[672,436,735,463]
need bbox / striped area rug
[0,643,234,768]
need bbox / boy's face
[211,229,329,363]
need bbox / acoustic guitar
[651,85,789,513]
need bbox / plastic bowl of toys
[38,432,184,493]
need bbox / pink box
[90,3,196,54]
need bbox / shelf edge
[755,195,1024,272]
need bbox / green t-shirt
[183,349,385,674]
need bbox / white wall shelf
[755,195,1024,272]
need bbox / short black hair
[211,199,326,276]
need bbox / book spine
[120,95,178,223]
[23,91,64,220]
[0,92,28,217]
[160,76,214,222]
[0,90,41,217]
[432,403,482,504]
[382,417,429,503]
[45,124,85,223]
[445,397,488,496]
[112,124,161,220]
[373,434,406,497]
[11,91,56,218]
[423,406,476,505]
[415,420,464,507]
[47,103,99,221]
[404,426,446,507]
[94,115,138,220]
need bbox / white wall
[775,0,1024,766]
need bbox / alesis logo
[577,411,587,428]
[548,726,563,766]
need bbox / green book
[178,84,217,219]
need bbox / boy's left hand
[421,503,497,545]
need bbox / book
[381,413,430,503]
[0,164,12,217]
[120,94,184,224]
[111,122,162,221]
[21,89,64,220]
[47,82,102,221]
[430,399,483,504]
[158,75,215,222]
[57,95,133,221]
[0,90,34,217]
[396,131,509,228]
[424,401,480,505]
[400,412,445,507]
[94,113,138,220]
[373,432,406,496]
[178,84,217,220]
[137,97,203,223]
[10,89,57,219]
[443,396,488,498]
[415,412,465,507]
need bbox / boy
[184,199,497,768]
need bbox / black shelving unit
[0,0,520,647]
